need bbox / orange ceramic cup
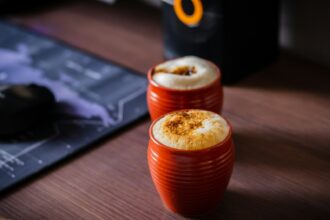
[148,110,234,216]
[147,60,223,121]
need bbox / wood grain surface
[0,0,330,219]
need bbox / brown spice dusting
[162,111,209,137]
[154,66,197,76]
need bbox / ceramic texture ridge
[148,110,235,216]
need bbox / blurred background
[1,0,329,79]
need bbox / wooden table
[0,1,329,219]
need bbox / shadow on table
[232,129,330,171]
[202,190,330,220]
[232,54,330,97]
[198,128,330,220]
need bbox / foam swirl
[152,56,218,90]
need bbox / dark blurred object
[97,0,116,5]
[0,84,55,136]
[163,0,279,84]
[0,0,65,14]
[0,0,42,12]
[280,0,330,68]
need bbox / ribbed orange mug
[147,60,223,121]
[148,110,234,216]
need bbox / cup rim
[147,58,221,92]
[149,109,233,153]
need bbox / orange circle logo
[173,0,203,27]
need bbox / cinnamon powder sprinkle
[162,111,208,136]
[153,110,229,150]
[154,66,197,76]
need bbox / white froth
[152,110,229,151]
[152,56,218,90]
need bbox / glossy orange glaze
[148,111,234,216]
[147,61,223,121]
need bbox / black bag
[163,0,279,84]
